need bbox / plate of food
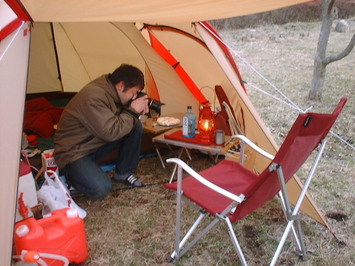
[157,116,181,127]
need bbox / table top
[142,113,183,135]
[152,128,229,154]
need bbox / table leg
[184,148,192,161]
[154,144,165,168]
[214,153,221,163]
[207,152,221,164]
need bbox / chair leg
[169,211,206,261]
[224,216,248,266]
[278,194,306,257]
[170,164,217,262]
[272,142,328,264]
[170,211,248,266]
[292,219,306,257]
[270,221,294,266]
[173,214,221,260]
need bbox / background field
[74,5,354,265]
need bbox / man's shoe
[113,174,143,187]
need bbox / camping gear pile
[13,151,87,265]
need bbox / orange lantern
[197,101,216,144]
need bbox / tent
[1,0,324,264]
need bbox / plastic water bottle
[182,106,196,138]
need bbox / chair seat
[164,160,259,216]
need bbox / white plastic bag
[37,170,87,219]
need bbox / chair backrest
[231,98,347,222]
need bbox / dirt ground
[72,17,354,266]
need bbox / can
[215,130,225,145]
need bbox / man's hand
[130,95,149,115]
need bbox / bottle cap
[23,250,40,263]
[16,225,30,237]
[66,208,78,218]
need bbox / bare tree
[309,0,355,101]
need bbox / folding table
[152,128,231,183]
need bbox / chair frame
[166,135,328,265]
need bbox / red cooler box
[13,208,88,265]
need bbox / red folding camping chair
[164,98,347,265]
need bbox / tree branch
[323,33,355,65]
[325,0,336,17]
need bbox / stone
[335,20,349,33]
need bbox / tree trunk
[309,0,334,101]
[309,59,327,101]
[309,0,355,101]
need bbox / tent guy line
[243,80,308,113]
[245,81,354,150]
[199,23,354,151]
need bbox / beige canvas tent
[1,0,326,264]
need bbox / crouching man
[54,64,149,198]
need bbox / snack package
[41,149,58,178]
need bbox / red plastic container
[13,208,88,265]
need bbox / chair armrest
[166,158,244,203]
[231,134,274,160]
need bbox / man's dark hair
[109,64,144,91]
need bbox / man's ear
[115,81,125,92]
